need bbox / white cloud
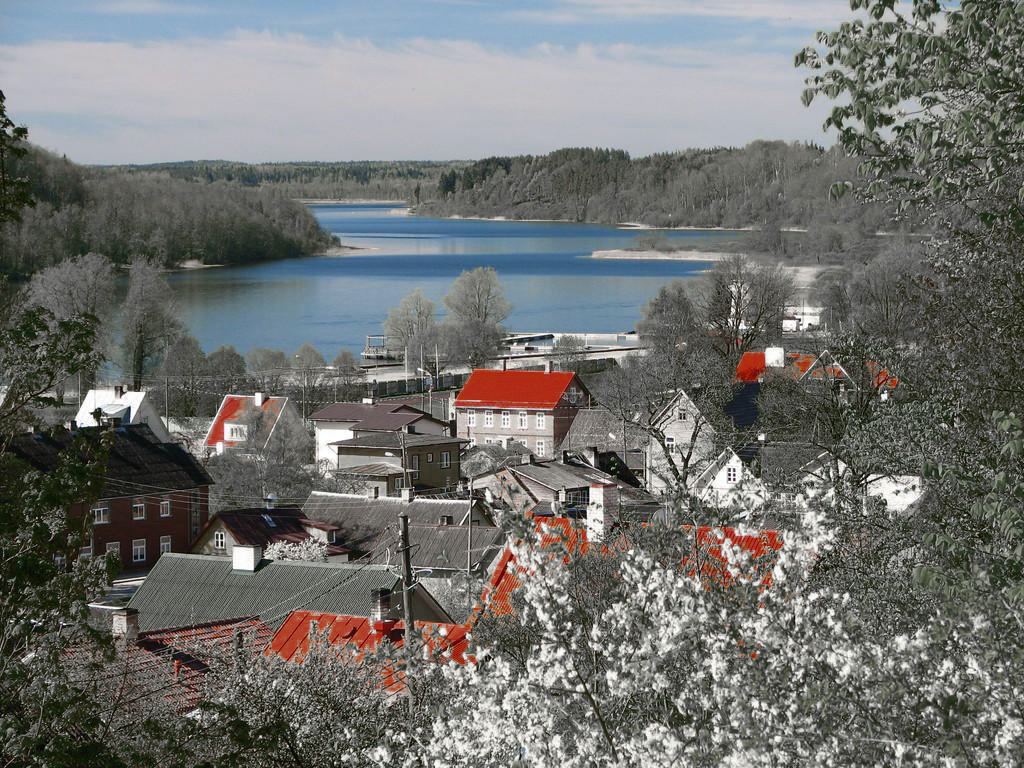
[0,31,832,163]
[91,0,210,14]
[556,0,856,26]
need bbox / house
[454,369,592,456]
[5,424,213,570]
[191,505,350,561]
[474,453,661,522]
[557,407,647,484]
[643,390,720,495]
[126,546,453,632]
[332,431,466,495]
[74,385,171,442]
[204,392,303,456]
[692,447,765,512]
[301,490,493,558]
[309,400,449,468]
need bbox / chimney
[372,588,397,633]
[112,608,139,644]
[264,493,277,510]
[401,487,415,502]
[765,347,785,368]
[587,482,618,541]
[114,384,125,399]
[501,358,507,371]
[365,486,379,500]
[587,446,601,469]
[232,544,262,571]
[522,453,534,466]
[254,392,265,407]
[544,360,554,373]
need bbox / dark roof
[5,424,212,498]
[335,463,405,478]
[302,491,476,554]
[558,408,646,454]
[127,553,402,631]
[309,401,446,433]
[510,458,654,507]
[759,443,832,487]
[212,507,348,557]
[330,433,465,449]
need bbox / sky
[0,0,853,165]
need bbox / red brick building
[6,424,213,571]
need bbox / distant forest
[419,142,911,262]
[0,147,336,277]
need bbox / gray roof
[331,432,465,449]
[127,553,400,631]
[558,408,647,454]
[302,491,476,554]
[310,402,446,432]
[367,522,505,573]
[511,459,654,506]
[336,463,405,477]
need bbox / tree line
[0,144,336,278]
[421,142,907,262]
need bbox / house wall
[455,408,559,456]
[80,486,210,570]
[314,419,446,467]
[335,443,461,490]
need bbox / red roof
[267,611,471,693]
[479,521,783,619]
[206,395,286,447]
[454,369,582,410]
[736,351,766,382]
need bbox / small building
[204,393,304,457]
[332,431,467,494]
[75,386,171,442]
[5,424,213,570]
[191,505,350,561]
[308,400,448,468]
[454,369,592,457]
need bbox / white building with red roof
[453,369,591,456]
[204,392,303,456]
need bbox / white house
[75,386,171,443]
[307,400,447,468]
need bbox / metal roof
[454,369,583,409]
[127,554,401,631]
[330,432,465,449]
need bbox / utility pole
[399,512,415,709]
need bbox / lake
[168,204,742,359]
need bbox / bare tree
[120,257,182,390]
[441,267,511,368]
[246,347,290,394]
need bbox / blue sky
[0,0,854,164]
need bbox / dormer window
[213,530,226,550]
[227,423,247,441]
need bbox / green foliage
[0,90,33,227]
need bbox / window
[426,453,434,463]
[665,436,675,452]
[159,535,172,555]
[54,555,66,571]
[519,411,528,429]
[501,411,510,428]
[92,506,110,525]
[485,438,493,445]
[440,450,451,469]
[132,539,146,563]
[213,530,226,550]
[132,500,146,520]
[106,541,121,557]
[160,499,171,517]
[467,411,476,427]
[536,412,546,429]
[227,424,246,441]
[411,455,419,479]
[536,439,546,456]
[484,410,493,427]
[726,466,738,484]
[79,545,92,560]
[190,492,201,538]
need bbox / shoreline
[590,248,822,292]
[297,198,408,205]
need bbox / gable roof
[301,491,480,554]
[454,369,584,410]
[204,394,291,449]
[207,507,349,557]
[5,424,212,498]
[126,553,402,632]
[366,522,505,573]
[507,457,656,508]
[309,401,446,432]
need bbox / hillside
[0,146,337,277]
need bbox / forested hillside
[121,159,467,204]
[419,142,906,260]
[0,146,336,277]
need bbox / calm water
[168,204,739,358]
